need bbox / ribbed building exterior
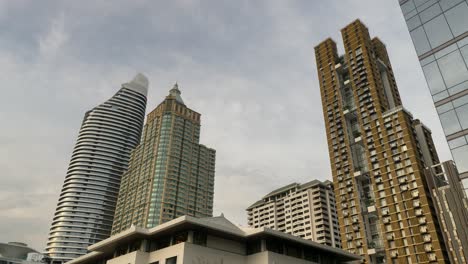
[246,180,341,248]
[424,161,468,264]
[45,74,148,263]
[111,84,215,235]
[315,20,449,263]
[399,0,468,197]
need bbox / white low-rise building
[67,215,359,264]
[247,180,341,248]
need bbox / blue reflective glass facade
[400,0,468,195]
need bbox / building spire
[168,82,184,104]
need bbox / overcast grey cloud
[0,0,451,251]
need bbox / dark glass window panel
[439,0,464,11]
[445,2,468,37]
[440,110,462,135]
[246,239,262,254]
[452,145,468,172]
[193,230,207,246]
[438,50,468,88]
[410,26,432,55]
[165,256,177,264]
[420,3,443,23]
[423,61,447,94]
[424,14,454,48]
[173,231,188,244]
[266,238,284,254]
[285,242,301,258]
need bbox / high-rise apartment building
[424,160,468,264]
[45,74,148,263]
[246,180,341,248]
[315,20,449,263]
[399,0,468,196]
[111,84,215,235]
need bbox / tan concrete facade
[67,215,360,264]
[111,84,215,235]
[425,161,468,264]
[315,20,449,263]
[246,180,341,248]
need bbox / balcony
[368,239,384,255]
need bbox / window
[407,15,422,31]
[401,0,416,14]
[437,102,454,114]
[423,61,446,94]
[456,103,468,129]
[448,136,467,149]
[420,3,442,23]
[438,50,468,88]
[166,256,177,264]
[440,0,464,10]
[423,15,453,48]
[452,145,468,172]
[445,2,468,36]
[193,230,207,246]
[411,26,431,55]
[438,110,461,135]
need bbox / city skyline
[0,0,454,252]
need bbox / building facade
[45,74,148,263]
[246,180,341,248]
[67,215,360,264]
[399,0,468,196]
[111,84,215,235]
[0,242,44,264]
[315,20,449,263]
[424,161,468,264]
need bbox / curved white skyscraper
[45,74,148,263]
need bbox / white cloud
[38,13,68,59]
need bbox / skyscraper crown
[122,73,149,96]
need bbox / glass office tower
[111,84,216,235]
[399,0,468,195]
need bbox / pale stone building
[67,215,360,264]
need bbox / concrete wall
[106,244,184,264]
[206,235,245,255]
[107,250,149,264]
[246,251,319,264]
[184,243,245,264]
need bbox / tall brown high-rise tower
[315,20,449,263]
[111,84,216,234]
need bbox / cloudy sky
[0,0,451,251]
